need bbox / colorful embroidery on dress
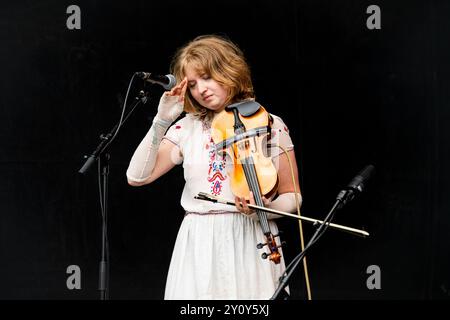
[206,124,227,195]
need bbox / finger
[165,88,175,96]
[170,84,181,96]
[178,78,188,102]
[241,196,250,213]
[181,77,187,92]
[262,196,269,206]
[234,196,242,212]
[168,78,186,96]
[175,80,187,97]
[249,191,255,205]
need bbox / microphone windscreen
[164,74,177,90]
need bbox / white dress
[162,112,294,300]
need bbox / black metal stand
[78,90,149,300]
[98,152,110,300]
[271,198,341,300]
[270,165,375,300]
[78,91,149,175]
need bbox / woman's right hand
[156,77,187,123]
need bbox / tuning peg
[261,252,269,259]
[257,242,267,249]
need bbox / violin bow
[195,192,370,238]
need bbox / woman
[126,35,302,299]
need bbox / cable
[102,73,137,151]
[277,145,312,300]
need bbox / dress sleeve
[162,116,186,161]
[163,117,185,147]
[269,114,294,158]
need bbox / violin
[211,100,283,264]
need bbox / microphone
[347,164,375,193]
[135,72,176,90]
[337,164,375,205]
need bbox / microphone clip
[336,189,356,207]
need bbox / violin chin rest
[226,100,261,117]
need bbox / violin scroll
[258,233,283,264]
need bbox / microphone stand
[78,90,149,300]
[98,151,109,300]
[270,189,354,300]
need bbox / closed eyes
[188,74,211,88]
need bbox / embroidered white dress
[162,112,294,300]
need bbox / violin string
[247,145,270,230]
[241,156,270,233]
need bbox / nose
[197,80,207,96]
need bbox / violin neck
[230,107,272,235]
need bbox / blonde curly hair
[170,35,255,119]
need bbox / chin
[205,105,221,112]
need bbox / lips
[203,94,213,101]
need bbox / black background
[0,0,449,300]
